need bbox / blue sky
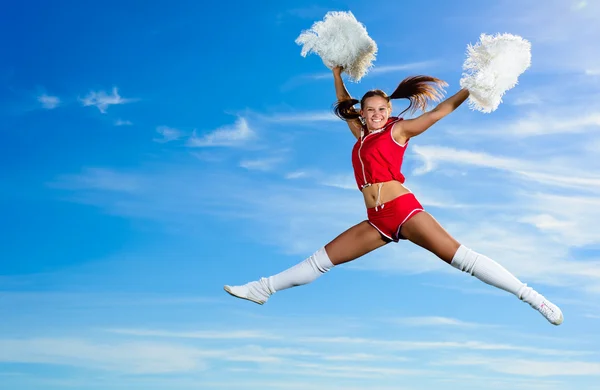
[1,0,600,389]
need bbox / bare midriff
[361,180,411,209]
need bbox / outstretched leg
[224,221,388,304]
[400,212,563,325]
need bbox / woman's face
[361,95,391,131]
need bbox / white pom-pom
[460,33,532,113]
[295,11,377,82]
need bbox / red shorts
[367,192,424,242]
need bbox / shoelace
[539,302,559,321]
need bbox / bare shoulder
[391,118,409,144]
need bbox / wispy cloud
[104,328,281,340]
[369,60,440,75]
[115,119,133,126]
[47,160,600,291]
[503,112,600,137]
[448,110,600,139]
[518,192,600,246]
[49,167,141,193]
[0,291,219,307]
[187,117,255,147]
[412,145,522,174]
[422,282,508,297]
[320,353,409,362]
[285,171,309,179]
[388,316,495,328]
[319,173,356,190]
[281,60,438,91]
[437,356,600,377]
[482,0,600,73]
[154,126,183,143]
[306,61,439,81]
[240,157,284,172]
[80,87,136,113]
[510,92,542,106]
[0,338,206,374]
[412,145,600,192]
[300,337,588,357]
[37,94,60,109]
[573,1,588,11]
[260,111,339,123]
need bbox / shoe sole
[554,312,564,326]
[223,285,265,305]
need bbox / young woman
[224,66,563,326]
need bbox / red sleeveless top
[351,117,408,190]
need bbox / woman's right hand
[333,65,344,76]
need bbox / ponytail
[333,98,361,121]
[389,76,448,115]
[331,75,447,122]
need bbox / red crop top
[351,117,408,190]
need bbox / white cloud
[510,92,542,106]
[190,151,226,163]
[154,126,183,143]
[0,338,206,374]
[306,61,439,80]
[412,145,521,174]
[319,173,356,190]
[288,362,436,378]
[320,353,408,362]
[47,159,600,292]
[421,282,508,297]
[115,119,133,126]
[481,0,600,74]
[187,117,255,147]
[285,171,308,179]
[0,291,218,308]
[280,60,439,91]
[369,60,440,75]
[80,87,136,113]
[37,94,60,109]
[49,167,141,193]
[104,328,281,340]
[260,111,339,123]
[573,1,588,11]
[448,111,600,139]
[389,316,495,328]
[300,336,586,357]
[411,145,600,193]
[584,138,600,153]
[240,157,284,172]
[504,112,600,137]
[518,192,600,247]
[439,356,600,377]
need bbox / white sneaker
[536,298,564,325]
[519,285,563,325]
[223,278,272,305]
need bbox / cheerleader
[224,12,563,325]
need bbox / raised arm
[392,88,470,144]
[333,66,363,139]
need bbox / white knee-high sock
[266,246,335,293]
[451,245,544,308]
